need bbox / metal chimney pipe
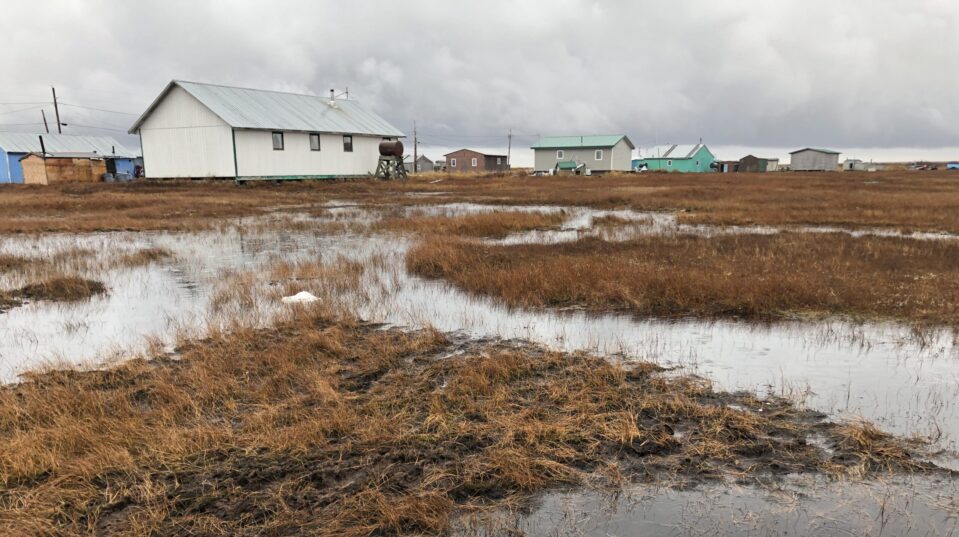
[329,89,335,102]
[38,135,46,157]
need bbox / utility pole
[41,110,49,134]
[51,87,62,133]
[412,120,417,174]
[507,129,512,169]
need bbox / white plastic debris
[281,291,320,304]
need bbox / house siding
[445,149,506,172]
[534,146,610,172]
[137,85,236,178]
[234,130,383,178]
[640,146,715,173]
[791,150,840,171]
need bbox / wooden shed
[20,153,107,185]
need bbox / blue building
[0,132,138,184]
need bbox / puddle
[457,475,959,536]
[3,202,959,533]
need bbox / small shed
[738,155,780,173]
[0,132,137,184]
[20,153,107,185]
[789,148,840,171]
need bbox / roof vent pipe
[329,89,335,104]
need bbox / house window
[595,149,603,160]
[667,160,672,167]
[272,132,284,150]
[343,135,353,152]
[695,160,700,166]
[471,157,478,167]
[556,150,564,160]
[310,133,321,151]
[451,158,457,168]
[497,157,502,165]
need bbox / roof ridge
[175,80,352,101]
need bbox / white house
[129,81,404,180]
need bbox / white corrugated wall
[138,86,236,178]
[234,131,382,177]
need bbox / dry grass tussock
[408,232,959,325]
[0,307,931,535]
[375,210,566,238]
[4,170,959,234]
[0,277,106,313]
[115,247,174,268]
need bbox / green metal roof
[531,135,634,150]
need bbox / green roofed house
[634,144,715,173]
[531,135,635,174]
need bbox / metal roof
[531,135,634,150]
[19,152,106,160]
[0,132,137,158]
[639,144,706,159]
[129,80,405,137]
[789,147,840,155]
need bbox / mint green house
[634,144,715,173]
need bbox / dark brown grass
[13,277,107,303]
[3,170,959,234]
[407,233,959,324]
[0,309,928,535]
[375,210,566,238]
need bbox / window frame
[450,158,457,168]
[309,133,321,151]
[342,135,353,152]
[272,131,284,151]
[471,157,478,167]
[594,149,603,161]
[666,160,672,167]
[556,150,564,160]
[496,157,502,165]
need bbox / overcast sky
[1,0,957,164]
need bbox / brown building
[20,153,107,185]
[443,149,508,173]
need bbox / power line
[0,105,44,116]
[66,123,130,132]
[59,102,139,116]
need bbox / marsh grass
[13,277,107,302]
[3,171,959,234]
[407,232,959,325]
[115,247,174,268]
[0,307,931,535]
[375,210,566,238]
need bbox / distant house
[443,149,508,173]
[129,80,404,180]
[634,144,715,173]
[531,135,634,174]
[0,132,137,184]
[947,162,959,171]
[433,160,445,171]
[789,148,840,171]
[738,155,780,173]
[404,155,434,174]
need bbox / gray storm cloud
[1,0,957,152]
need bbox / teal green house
[633,144,715,173]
